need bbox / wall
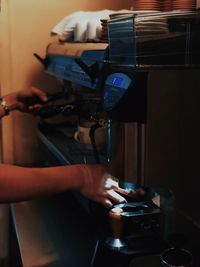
[0,0,132,164]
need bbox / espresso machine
[34,10,200,267]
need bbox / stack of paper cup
[162,0,172,12]
[172,0,196,11]
[132,0,161,11]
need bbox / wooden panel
[124,123,138,183]
[108,122,125,181]
[146,69,200,224]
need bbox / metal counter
[11,193,97,267]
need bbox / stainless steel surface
[106,119,112,163]
[11,193,96,267]
[113,201,160,218]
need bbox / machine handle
[89,123,102,163]
[75,58,99,83]
[34,104,77,118]
[33,53,49,68]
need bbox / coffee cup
[161,248,193,267]
[74,121,107,150]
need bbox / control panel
[103,73,132,111]
[45,49,107,90]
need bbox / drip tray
[129,255,162,267]
[124,231,167,255]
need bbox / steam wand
[75,58,99,83]
[89,123,102,163]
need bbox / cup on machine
[74,120,107,150]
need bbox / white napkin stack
[51,10,128,42]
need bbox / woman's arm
[0,163,127,207]
[0,88,128,207]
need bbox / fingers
[97,174,127,205]
[15,87,48,113]
[115,187,133,196]
[31,87,48,102]
[103,175,130,196]
[104,176,119,190]
[94,177,127,208]
[94,196,113,208]
[94,190,126,208]
[81,169,129,208]
[22,87,48,112]
[107,189,127,204]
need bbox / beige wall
[0,0,15,163]
[0,0,132,164]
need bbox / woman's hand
[15,87,48,111]
[4,87,48,113]
[79,164,128,208]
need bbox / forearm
[0,106,5,118]
[0,164,87,203]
